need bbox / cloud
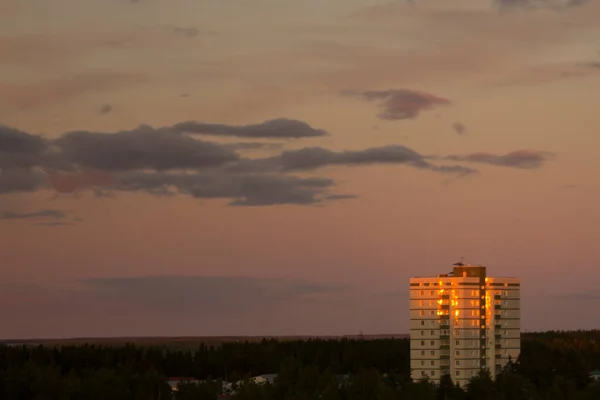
[500,61,600,86]
[344,89,451,120]
[444,150,554,169]
[0,276,345,320]
[99,104,112,115]
[113,171,337,206]
[494,0,592,10]
[0,125,49,169]
[54,126,240,171]
[276,146,478,175]
[0,168,47,194]
[34,222,75,227]
[222,142,283,151]
[168,26,201,38]
[0,122,550,207]
[452,122,467,135]
[0,209,68,220]
[173,118,327,138]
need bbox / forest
[1,330,600,399]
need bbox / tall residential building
[409,262,520,387]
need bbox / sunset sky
[2,0,600,339]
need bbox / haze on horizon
[1,0,600,339]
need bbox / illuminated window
[419,300,424,306]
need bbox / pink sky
[1,0,600,339]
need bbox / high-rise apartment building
[409,262,520,386]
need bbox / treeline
[0,330,599,399]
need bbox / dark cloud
[54,126,239,171]
[169,27,200,38]
[81,276,341,313]
[0,125,49,169]
[0,209,68,220]
[584,61,600,69]
[98,104,112,115]
[0,168,47,194]
[0,276,343,318]
[452,122,467,135]
[173,118,327,138]
[113,171,337,206]
[34,222,75,227]
[0,121,551,208]
[445,150,554,169]
[277,146,478,175]
[495,0,592,9]
[223,142,283,151]
[344,89,451,120]
[324,194,359,200]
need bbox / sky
[1,0,600,339]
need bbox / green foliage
[1,330,600,399]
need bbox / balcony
[494,295,502,300]
[440,325,450,330]
[440,345,450,350]
[441,295,449,299]
[440,334,449,340]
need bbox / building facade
[409,263,520,387]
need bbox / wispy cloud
[452,122,467,135]
[0,209,68,220]
[173,119,327,139]
[98,104,112,115]
[343,89,451,120]
[444,150,554,169]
